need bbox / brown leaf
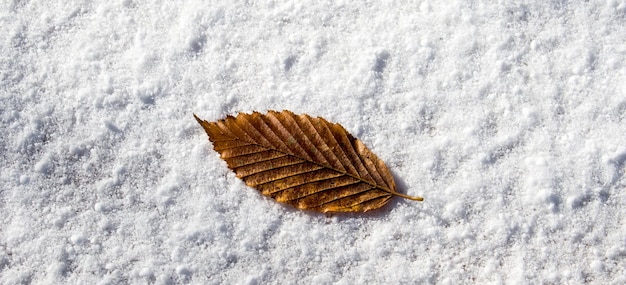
[194,110,423,213]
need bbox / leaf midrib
[226,134,395,195]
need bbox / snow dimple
[373,50,390,74]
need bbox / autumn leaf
[194,110,423,213]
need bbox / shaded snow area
[2,1,626,284]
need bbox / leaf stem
[390,192,424,201]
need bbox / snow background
[1,0,626,284]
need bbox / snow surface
[1,0,626,284]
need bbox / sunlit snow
[1,1,625,284]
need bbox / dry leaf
[194,110,423,213]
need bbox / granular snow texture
[1,1,625,284]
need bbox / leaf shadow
[356,170,415,218]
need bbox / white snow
[1,0,626,284]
